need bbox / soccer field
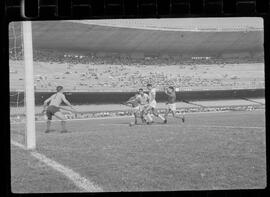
[11,110,266,192]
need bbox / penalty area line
[10,140,103,193]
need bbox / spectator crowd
[9,49,265,92]
[9,49,264,66]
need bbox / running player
[43,86,76,133]
[125,92,141,125]
[126,88,148,125]
[163,86,185,123]
[136,88,149,123]
[144,84,165,124]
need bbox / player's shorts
[139,104,147,111]
[46,105,60,120]
[167,103,176,111]
[131,106,140,114]
[149,100,157,108]
[139,105,148,113]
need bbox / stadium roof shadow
[9,20,264,57]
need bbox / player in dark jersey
[163,86,185,123]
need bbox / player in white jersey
[144,84,165,124]
[125,92,141,125]
[137,88,149,123]
[137,88,149,113]
[43,86,76,133]
[125,88,148,125]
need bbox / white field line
[10,140,103,193]
[11,140,26,150]
[10,109,265,125]
[11,115,134,125]
[96,122,264,130]
[147,124,265,130]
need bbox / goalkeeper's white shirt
[48,92,66,107]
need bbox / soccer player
[163,86,185,123]
[126,88,148,125]
[125,92,141,125]
[137,88,149,123]
[43,86,76,133]
[144,84,165,124]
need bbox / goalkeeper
[43,86,77,133]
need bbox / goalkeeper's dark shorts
[46,105,60,120]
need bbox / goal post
[23,21,36,150]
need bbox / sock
[61,121,66,131]
[147,114,153,122]
[46,120,51,131]
[158,114,165,121]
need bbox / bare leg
[54,111,68,133]
[134,113,138,124]
[152,108,165,121]
[140,111,146,123]
[145,106,153,123]
[172,110,185,122]
[45,120,52,133]
[146,113,153,122]
[61,120,66,131]
[142,106,152,123]
[164,109,171,123]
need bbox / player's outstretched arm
[164,87,169,95]
[43,97,51,107]
[62,94,77,112]
[58,106,79,113]
[125,96,137,106]
[122,102,132,107]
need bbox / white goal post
[23,21,36,149]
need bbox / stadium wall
[10,89,265,106]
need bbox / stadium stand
[9,19,264,92]
[9,49,264,92]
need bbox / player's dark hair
[169,86,174,91]
[139,88,143,91]
[56,86,63,92]
[147,84,152,87]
